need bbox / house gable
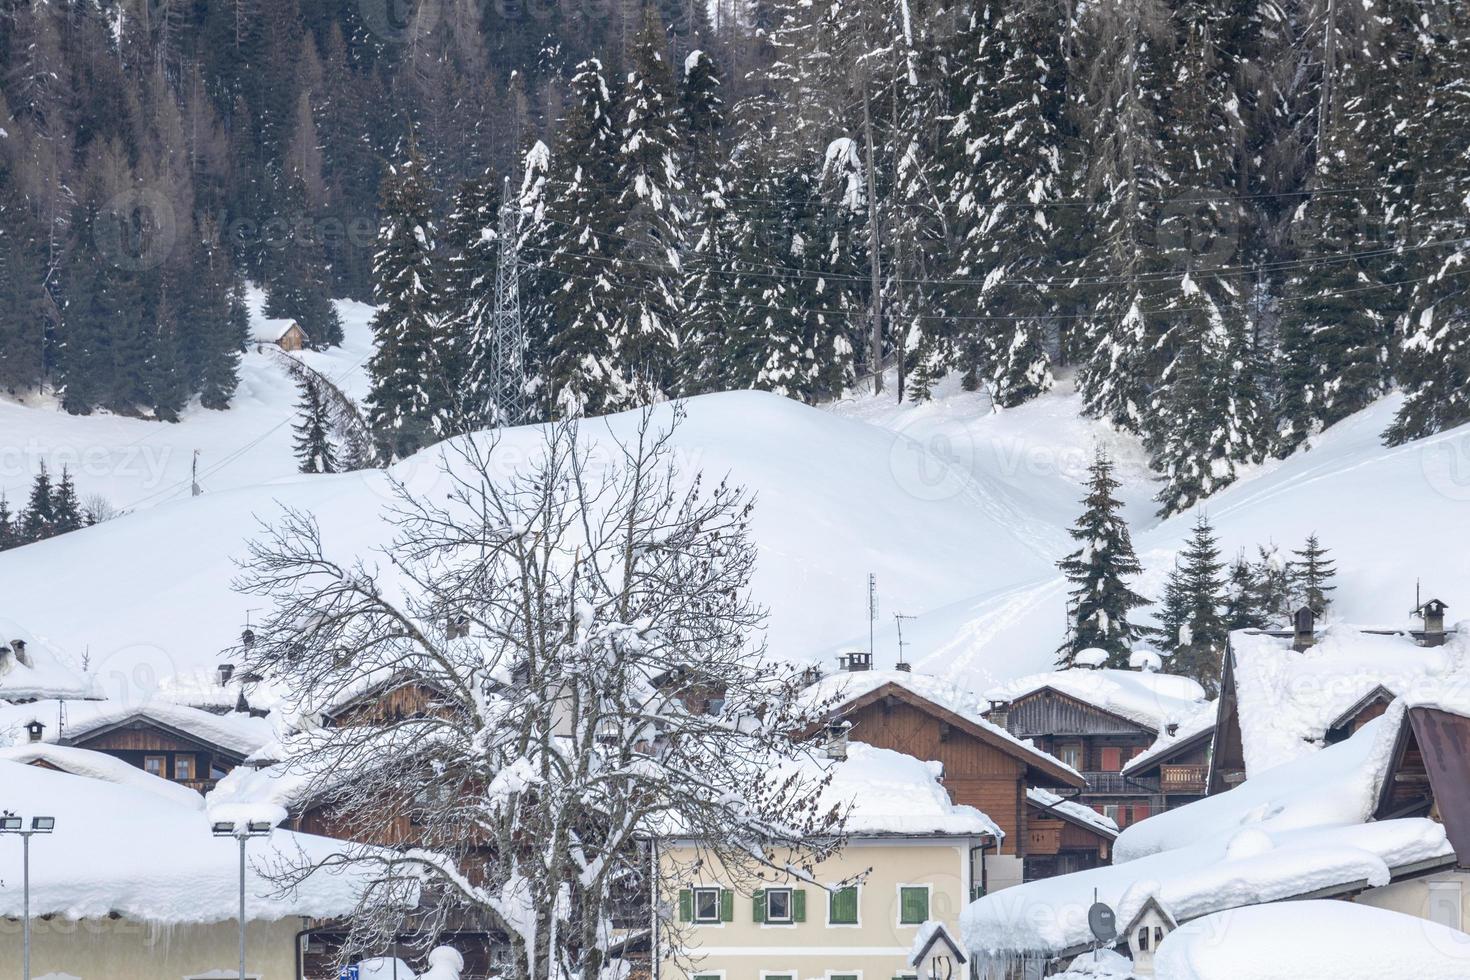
[1374,706,1470,868]
[1003,686,1158,738]
[1206,648,1244,794]
[62,715,247,765]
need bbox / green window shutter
[831,885,858,924]
[679,889,692,923]
[900,887,929,924]
[792,888,806,922]
[752,890,766,923]
[720,888,734,922]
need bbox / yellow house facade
[655,743,1002,980]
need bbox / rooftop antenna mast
[491,176,528,426]
[894,612,915,670]
[868,573,878,656]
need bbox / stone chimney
[1418,598,1449,648]
[217,663,235,687]
[986,701,1010,732]
[1292,606,1317,652]
[825,719,851,761]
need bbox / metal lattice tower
[491,176,528,426]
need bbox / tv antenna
[867,573,878,655]
[894,612,915,669]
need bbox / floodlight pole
[238,831,247,980]
[213,821,272,980]
[1,817,54,980]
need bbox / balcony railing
[1159,764,1209,794]
[1081,771,1159,795]
[178,778,219,795]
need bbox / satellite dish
[1088,902,1117,943]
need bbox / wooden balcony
[1159,764,1208,795]
[178,778,219,795]
[1081,771,1159,796]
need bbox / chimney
[799,665,824,688]
[11,638,31,668]
[825,719,851,761]
[1418,599,1449,647]
[895,660,912,673]
[1166,722,1180,737]
[217,663,236,687]
[1292,606,1317,651]
[986,700,1010,732]
[25,720,45,743]
[838,651,872,673]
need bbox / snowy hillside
[5,313,1470,698]
[0,289,375,514]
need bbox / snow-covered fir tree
[366,143,450,460]
[541,59,628,418]
[292,376,340,474]
[1056,448,1152,667]
[1251,541,1293,626]
[610,11,688,403]
[1161,513,1228,694]
[1223,551,1267,630]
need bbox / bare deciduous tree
[232,409,844,978]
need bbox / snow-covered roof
[250,316,304,344]
[1154,901,1470,980]
[811,743,1003,838]
[802,668,1083,784]
[985,667,1206,732]
[1228,625,1468,776]
[0,742,206,810]
[964,715,1454,961]
[0,618,95,701]
[1121,700,1217,777]
[1027,787,1118,839]
[0,760,397,923]
[0,698,275,757]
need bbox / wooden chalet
[806,666,1108,890]
[54,705,260,794]
[984,667,1208,829]
[1120,714,1215,812]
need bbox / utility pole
[868,573,879,656]
[191,450,201,497]
[861,78,884,396]
[491,176,528,427]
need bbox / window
[144,755,166,778]
[1057,744,1082,769]
[1428,882,1463,929]
[765,888,792,923]
[174,754,195,782]
[1103,805,1122,825]
[693,887,722,923]
[829,885,859,925]
[1136,926,1150,951]
[1100,747,1123,771]
[899,886,930,925]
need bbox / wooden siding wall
[76,727,209,753]
[329,683,443,727]
[1007,690,1150,738]
[844,699,1028,854]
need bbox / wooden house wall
[329,683,443,727]
[1006,690,1151,738]
[844,698,1029,852]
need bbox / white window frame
[826,881,862,928]
[826,969,863,980]
[761,969,799,980]
[1428,880,1464,929]
[692,971,727,980]
[764,886,794,924]
[692,885,723,925]
[896,882,932,927]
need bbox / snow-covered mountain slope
[0,290,375,514]
[838,380,1470,690]
[5,311,1470,700]
[0,389,1061,693]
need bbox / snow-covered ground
[0,289,375,514]
[5,306,1470,697]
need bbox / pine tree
[1288,533,1337,612]
[20,464,56,543]
[1251,542,1293,626]
[1056,448,1151,666]
[1168,514,1228,694]
[610,10,687,403]
[0,496,15,551]
[292,377,340,474]
[365,143,450,460]
[50,467,83,535]
[541,59,627,418]
[1223,552,1266,630]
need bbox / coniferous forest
[3,0,1469,514]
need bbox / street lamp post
[212,819,274,980]
[1,814,56,980]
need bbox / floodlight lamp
[211,820,238,836]
[30,816,54,832]
[0,816,21,832]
